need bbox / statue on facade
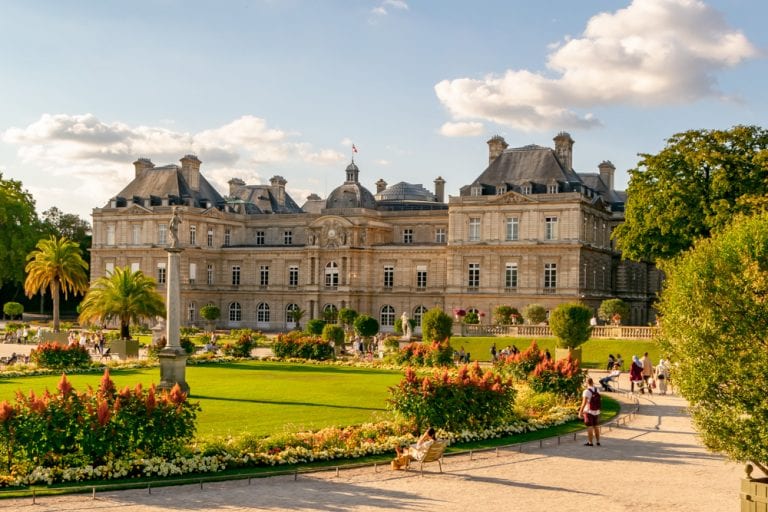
[168,206,182,248]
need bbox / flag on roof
[352,144,358,153]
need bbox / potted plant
[548,302,592,363]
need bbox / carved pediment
[490,191,538,204]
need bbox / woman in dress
[630,355,645,393]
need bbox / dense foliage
[220,333,259,358]
[549,302,592,349]
[390,340,453,367]
[523,303,547,324]
[495,341,546,380]
[2,302,23,319]
[528,356,585,398]
[388,364,516,432]
[494,305,521,325]
[272,332,335,360]
[421,307,453,342]
[614,125,768,263]
[598,298,629,324]
[0,173,39,287]
[658,212,768,466]
[29,342,91,369]
[305,319,326,336]
[199,304,221,329]
[353,314,379,338]
[321,324,345,345]
[0,371,198,471]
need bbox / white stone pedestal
[159,246,190,394]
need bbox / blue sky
[1,0,765,220]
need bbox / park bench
[405,440,447,475]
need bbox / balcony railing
[460,324,659,340]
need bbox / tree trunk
[52,280,60,333]
[120,320,130,340]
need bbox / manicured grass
[453,336,661,368]
[0,361,403,439]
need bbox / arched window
[257,302,270,323]
[187,302,196,323]
[325,261,339,288]
[323,304,338,323]
[380,305,395,326]
[286,303,300,323]
[229,302,242,322]
[413,305,427,327]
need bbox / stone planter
[554,347,582,364]
[741,476,768,511]
[109,338,139,359]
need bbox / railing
[460,324,659,340]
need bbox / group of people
[628,352,671,395]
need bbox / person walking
[580,377,601,446]
[630,355,644,393]
[655,358,670,395]
[641,352,654,395]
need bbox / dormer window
[547,181,559,194]
[496,184,507,195]
[521,184,532,195]
[471,185,483,197]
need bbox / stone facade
[90,135,660,332]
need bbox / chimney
[228,178,245,197]
[486,135,508,166]
[180,155,202,192]
[133,157,154,178]
[376,179,387,194]
[434,176,446,203]
[598,160,615,191]
[270,175,287,207]
[553,132,574,170]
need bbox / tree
[658,213,768,469]
[598,298,629,325]
[305,319,326,336]
[3,301,23,320]
[24,236,89,332]
[199,304,221,331]
[338,307,358,327]
[523,303,547,325]
[353,314,379,339]
[614,125,768,263]
[39,207,92,264]
[494,305,520,325]
[0,173,39,287]
[549,302,592,349]
[421,307,453,342]
[321,324,345,345]
[289,305,306,330]
[78,266,166,339]
[463,311,479,324]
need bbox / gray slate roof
[111,165,224,207]
[229,185,302,214]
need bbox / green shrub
[527,356,586,398]
[179,326,202,336]
[2,302,23,319]
[29,342,91,369]
[549,302,592,349]
[523,303,547,324]
[305,319,326,336]
[388,364,516,432]
[353,315,379,338]
[180,337,196,355]
[321,324,345,345]
[421,308,453,342]
[272,332,335,360]
[598,298,629,325]
[383,336,401,352]
[463,311,480,324]
[221,333,258,358]
[495,341,544,380]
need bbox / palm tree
[78,266,166,339]
[24,236,89,332]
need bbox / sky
[0,0,765,221]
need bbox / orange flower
[57,374,73,396]
[0,401,15,423]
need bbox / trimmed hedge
[272,332,334,360]
[30,343,91,369]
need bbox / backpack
[588,387,601,410]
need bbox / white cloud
[439,121,485,137]
[435,0,757,132]
[371,0,408,16]
[374,159,391,166]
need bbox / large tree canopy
[0,173,39,286]
[614,125,768,263]
[658,213,768,468]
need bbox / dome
[376,182,437,202]
[325,183,377,209]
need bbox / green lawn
[453,336,661,368]
[0,361,403,439]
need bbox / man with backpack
[580,377,601,446]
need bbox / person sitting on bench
[599,364,622,391]
[393,427,436,468]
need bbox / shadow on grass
[191,361,402,376]
[193,394,386,412]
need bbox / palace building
[89,133,660,332]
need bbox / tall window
[106,225,116,246]
[506,217,519,241]
[158,223,167,245]
[257,303,270,323]
[380,305,395,327]
[544,217,558,240]
[229,302,241,322]
[469,218,480,241]
[288,265,299,287]
[232,265,241,286]
[286,303,300,323]
[259,265,269,287]
[189,225,197,245]
[131,225,141,245]
[189,263,197,285]
[255,231,265,245]
[207,264,214,285]
[383,265,394,288]
[325,261,339,288]
[224,228,231,247]
[207,228,214,247]
[323,304,338,323]
[468,263,480,289]
[413,305,427,327]
[187,302,196,323]
[435,227,446,243]
[403,229,413,244]
[283,230,292,245]
[544,263,557,292]
[416,265,427,289]
[105,262,115,276]
[157,262,166,284]
[505,262,518,290]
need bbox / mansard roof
[110,165,224,208]
[228,184,302,214]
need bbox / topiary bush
[29,342,91,369]
[523,303,547,324]
[305,319,326,336]
[421,308,453,342]
[549,302,592,349]
[321,324,345,346]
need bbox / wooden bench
[406,440,447,475]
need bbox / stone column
[158,244,190,394]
